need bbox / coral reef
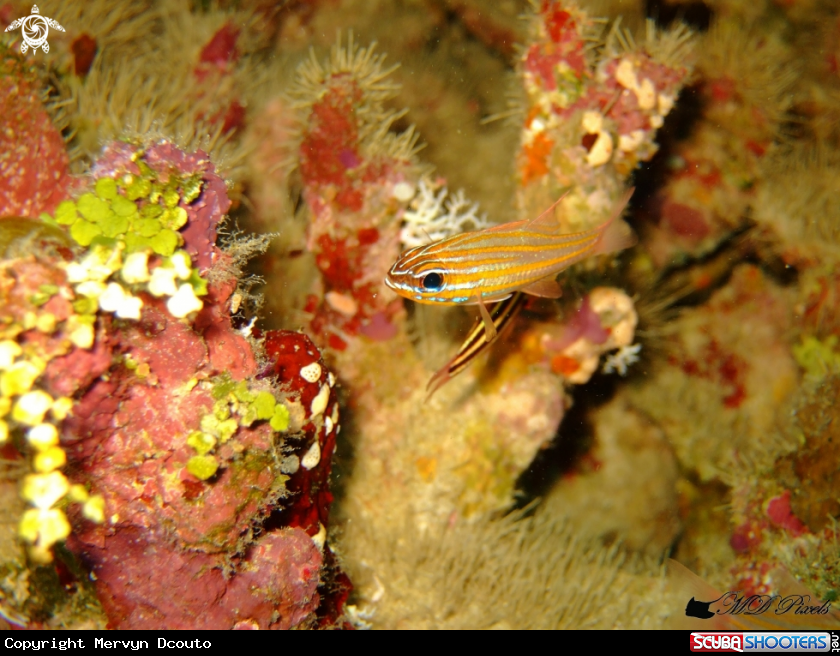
[0,126,346,626]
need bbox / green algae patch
[187,455,219,480]
[253,391,276,421]
[793,336,840,380]
[54,149,207,258]
[187,430,216,456]
[270,404,290,432]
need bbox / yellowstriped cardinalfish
[386,188,636,395]
[386,188,636,342]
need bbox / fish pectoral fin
[520,276,563,299]
[471,293,498,342]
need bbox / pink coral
[70,526,322,630]
[291,37,420,351]
[0,50,74,218]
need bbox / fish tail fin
[592,187,637,256]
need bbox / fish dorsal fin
[526,189,572,233]
[521,276,563,298]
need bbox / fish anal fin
[521,276,563,299]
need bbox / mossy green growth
[69,219,102,247]
[188,268,208,296]
[270,404,290,432]
[201,415,238,443]
[253,391,276,421]
[187,430,216,456]
[793,336,840,379]
[72,297,98,315]
[210,372,236,401]
[187,455,219,480]
[95,177,118,201]
[181,173,203,204]
[51,150,205,259]
[30,284,59,307]
[232,381,255,403]
[207,374,287,431]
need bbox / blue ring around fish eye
[421,271,444,292]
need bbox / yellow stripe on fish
[385,188,636,308]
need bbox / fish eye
[421,272,444,292]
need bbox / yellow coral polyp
[19,508,71,548]
[169,251,192,280]
[121,251,151,284]
[27,422,59,450]
[1,360,43,397]
[35,313,57,334]
[167,283,203,318]
[187,455,219,480]
[148,266,178,297]
[66,315,95,349]
[12,390,54,426]
[0,340,22,369]
[67,484,89,503]
[33,446,67,473]
[21,471,69,510]
[98,282,143,320]
[82,495,105,523]
[51,396,74,421]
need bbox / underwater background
[0,0,839,629]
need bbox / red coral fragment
[767,491,807,537]
[299,78,367,212]
[675,339,748,409]
[199,22,240,68]
[0,57,73,218]
[71,34,97,76]
[544,7,573,43]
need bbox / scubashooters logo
[4,5,65,55]
[690,633,831,653]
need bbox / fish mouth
[383,276,396,291]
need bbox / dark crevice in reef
[512,371,622,510]
[646,0,713,32]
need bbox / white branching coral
[400,179,492,249]
[602,343,642,376]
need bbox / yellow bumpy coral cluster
[0,339,103,563]
[3,149,213,562]
[185,374,291,481]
